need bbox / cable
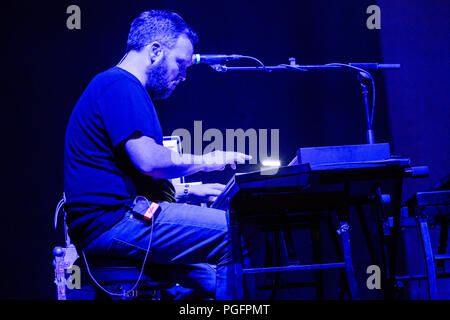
[277,64,309,71]
[81,196,155,298]
[254,61,376,126]
[325,63,376,128]
[54,198,65,230]
[117,52,129,66]
[238,55,272,72]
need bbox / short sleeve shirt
[63,67,175,248]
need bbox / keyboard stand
[219,160,422,299]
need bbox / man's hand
[202,151,252,172]
[188,183,226,203]
[175,183,226,203]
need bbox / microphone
[192,54,244,65]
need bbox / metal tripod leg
[437,219,449,273]
[337,220,359,300]
[227,205,244,300]
[417,216,439,299]
[310,219,324,299]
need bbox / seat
[52,196,177,300]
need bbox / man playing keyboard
[64,9,250,299]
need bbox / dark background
[1,0,448,299]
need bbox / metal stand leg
[326,214,347,299]
[228,207,244,299]
[337,183,359,300]
[370,191,395,299]
[311,219,324,299]
[417,216,439,299]
[386,181,404,299]
[437,219,449,273]
[338,220,359,300]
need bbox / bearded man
[63,10,250,299]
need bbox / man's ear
[147,42,164,64]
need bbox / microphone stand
[209,58,400,145]
[357,72,375,144]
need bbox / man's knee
[169,263,217,299]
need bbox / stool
[53,246,176,300]
[397,190,450,299]
[53,195,177,300]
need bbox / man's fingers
[225,152,252,164]
[208,196,218,203]
[206,188,222,196]
[235,152,252,161]
[236,153,251,163]
[204,183,225,191]
[204,151,252,170]
[239,153,252,161]
[212,183,226,190]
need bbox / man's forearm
[125,135,247,179]
[140,146,207,179]
[126,135,208,179]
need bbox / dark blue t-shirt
[64,67,175,249]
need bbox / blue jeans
[83,200,240,300]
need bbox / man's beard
[145,57,174,100]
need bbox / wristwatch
[182,184,190,201]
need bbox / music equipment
[211,147,429,299]
[212,156,422,211]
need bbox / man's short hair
[126,10,198,52]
